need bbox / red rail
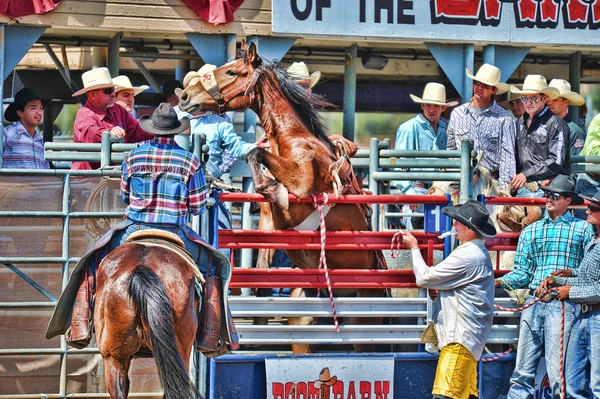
[229,268,510,289]
[219,192,449,205]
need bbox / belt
[580,303,600,313]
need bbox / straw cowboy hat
[442,200,497,238]
[182,64,217,89]
[72,67,115,97]
[112,75,149,96]
[548,79,585,106]
[287,62,321,88]
[540,174,584,205]
[499,84,523,110]
[410,82,459,107]
[5,87,41,123]
[466,63,509,94]
[313,368,338,388]
[138,103,190,135]
[511,75,560,101]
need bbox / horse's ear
[241,39,248,51]
[248,41,259,65]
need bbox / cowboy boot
[66,270,93,349]
[197,276,223,352]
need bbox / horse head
[178,40,261,117]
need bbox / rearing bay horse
[178,41,384,353]
[94,241,200,399]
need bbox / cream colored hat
[410,82,458,107]
[512,75,560,100]
[182,64,217,89]
[466,63,509,94]
[72,67,115,97]
[287,62,321,88]
[112,75,149,96]
[499,84,523,109]
[548,79,585,106]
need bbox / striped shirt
[447,100,516,187]
[500,212,594,290]
[1,121,50,169]
[121,136,207,225]
[555,239,600,304]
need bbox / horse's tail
[129,266,199,399]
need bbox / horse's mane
[238,49,336,152]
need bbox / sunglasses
[102,88,115,95]
[473,81,493,90]
[588,204,600,213]
[543,191,562,201]
[520,95,542,104]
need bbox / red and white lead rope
[481,347,513,363]
[312,193,340,333]
[390,231,404,259]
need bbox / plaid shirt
[555,239,600,304]
[121,136,207,225]
[500,212,594,290]
[1,121,50,169]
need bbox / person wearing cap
[510,75,570,198]
[393,82,458,229]
[153,79,184,107]
[537,189,600,398]
[73,67,153,170]
[398,200,496,399]
[546,79,586,157]
[112,75,148,114]
[49,103,215,347]
[495,175,594,398]
[1,87,49,169]
[447,63,517,192]
[500,86,525,120]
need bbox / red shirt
[72,102,153,170]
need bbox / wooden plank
[12,13,273,36]
[55,1,271,23]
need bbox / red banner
[0,0,60,18]
[182,0,245,25]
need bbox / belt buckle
[581,304,590,313]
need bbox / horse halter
[199,68,261,116]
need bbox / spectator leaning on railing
[1,87,49,169]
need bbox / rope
[390,231,404,259]
[481,347,513,362]
[312,193,340,333]
[560,300,566,399]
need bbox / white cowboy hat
[72,67,115,97]
[410,82,458,107]
[112,75,149,96]
[182,64,217,88]
[548,79,585,106]
[287,62,321,88]
[511,75,560,100]
[465,63,509,94]
[499,84,523,109]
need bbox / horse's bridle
[199,68,261,116]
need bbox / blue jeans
[507,298,575,399]
[515,186,544,198]
[565,307,600,399]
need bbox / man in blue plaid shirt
[496,175,594,399]
[538,189,600,398]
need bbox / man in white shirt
[398,200,496,399]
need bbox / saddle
[125,229,205,283]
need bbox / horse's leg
[255,202,276,326]
[102,356,132,399]
[288,287,315,354]
[347,289,385,353]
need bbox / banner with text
[266,356,394,399]
[272,0,600,46]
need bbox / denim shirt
[175,108,256,178]
[394,114,448,194]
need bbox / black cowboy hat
[579,190,600,206]
[540,174,584,205]
[5,87,41,122]
[442,200,497,238]
[139,103,190,135]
